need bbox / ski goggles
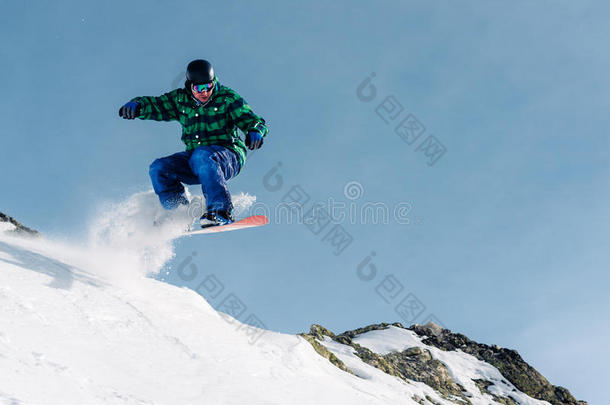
[192,82,215,93]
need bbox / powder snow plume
[2,189,256,286]
[85,188,256,278]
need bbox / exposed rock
[409,324,587,405]
[381,347,469,403]
[411,394,426,405]
[473,379,518,405]
[419,321,443,337]
[0,211,39,237]
[298,328,351,374]
[334,334,352,345]
[334,322,403,346]
[349,343,403,378]
[304,323,471,404]
[301,322,587,405]
[335,322,404,340]
[404,346,425,356]
[308,324,335,340]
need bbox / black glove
[245,131,264,150]
[119,101,141,119]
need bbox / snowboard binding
[199,211,234,229]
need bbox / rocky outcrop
[302,322,470,404]
[357,343,470,403]
[409,323,587,405]
[0,211,39,237]
[298,325,352,374]
[473,379,518,405]
[301,322,587,405]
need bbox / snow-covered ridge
[0,195,587,405]
[0,211,38,237]
[302,323,586,405]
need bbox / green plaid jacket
[131,81,268,168]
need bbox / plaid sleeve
[227,92,268,137]
[132,89,180,122]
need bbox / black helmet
[186,59,214,84]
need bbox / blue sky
[1,1,608,402]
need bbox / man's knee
[149,158,168,178]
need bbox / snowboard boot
[199,210,234,229]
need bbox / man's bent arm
[131,89,180,122]
[227,92,268,138]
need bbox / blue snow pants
[149,145,241,212]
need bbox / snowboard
[185,215,269,235]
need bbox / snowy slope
[0,191,573,404]
[0,230,429,404]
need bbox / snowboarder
[119,59,268,228]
